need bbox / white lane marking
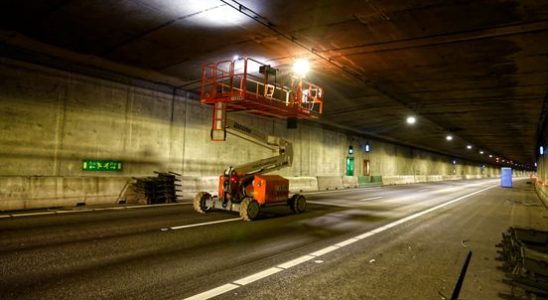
[310,245,340,257]
[126,202,190,208]
[1,203,188,219]
[55,210,78,214]
[182,184,497,300]
[233,267,283,285]
[359,196,383,202]
[335,238,360,247]
[306,201,355,208]
[167,217,241,231]
[12,211,56,217]
[277,255,316,269]
[184,283,240,300]
[303,187,382,195]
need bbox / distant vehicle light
[479,151,484,154]
[489,154,493,158]
[446,135,453,141]
[466,145,472,149]
[406,116,416,125]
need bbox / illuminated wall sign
[82,160,123,172]
[346,157,354,176]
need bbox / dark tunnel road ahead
[0,179,516,299]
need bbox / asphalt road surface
[1,178,542,299]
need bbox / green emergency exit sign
[82,160,123,172]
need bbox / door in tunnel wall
[363,159,370,176]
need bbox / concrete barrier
[442,175,463,181]
[358,176,383,187]
[0,173,506,211]
[414,175,427,183]
[382,176,416,185]
[342,176,359,188]
[288,177,318,192]
[426,175,443,182]
[317,176,344,190]
[0,176,130,211]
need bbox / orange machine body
[217,174,289,206]
[251,175,289,205]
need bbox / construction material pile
[133,172,182,204]
[497,227,548,298]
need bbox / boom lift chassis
[193,57,323,221]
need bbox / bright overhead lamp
[446,135,453,141]
[292,58,310,77]
[406,116,416,125]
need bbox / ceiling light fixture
[406,116,416,125]
[292,58,310,77]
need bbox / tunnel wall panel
[0,58,504,210]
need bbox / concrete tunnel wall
[0,58,505,210]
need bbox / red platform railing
[200,57,323,120]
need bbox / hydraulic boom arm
[224,119,293,176]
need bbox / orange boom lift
[193,57,323,220]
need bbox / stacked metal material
[497,227,548,298]
[133,172,182,204]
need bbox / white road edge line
[277,255,316,269]
[303,187,382,195]
[233,267,284,285]
[0,202,188,219]
[184,283,240,300]
[182,184,497,300]
[167,217,242,231]
[360,196,383,201]
[306,201,355,208]
[12,211,56,217]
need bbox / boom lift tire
[193,192,212,214]
[240,198,260,221]
[289,194,306,214]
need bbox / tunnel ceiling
[2,0,548,167]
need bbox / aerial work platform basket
[200,57,323,140]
